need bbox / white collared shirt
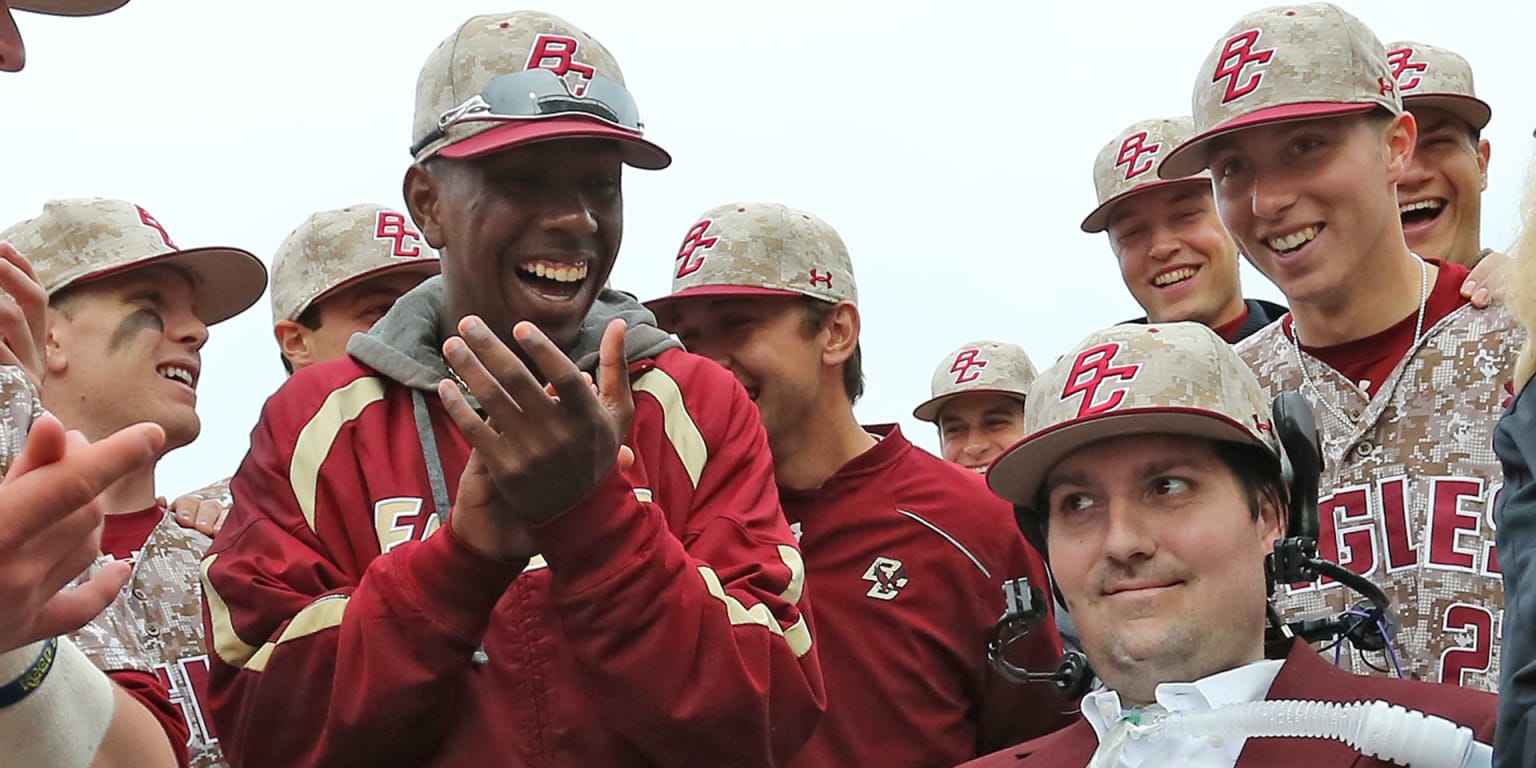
[1080,659,1285,768]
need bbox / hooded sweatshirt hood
[348,275,681,393]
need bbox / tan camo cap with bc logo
[913,341,1039,422]
[411,10,668,168]
[988,322,1280,505]
[1160,2,1401,179]
[269,204,441,325]
[646,202,857,316]
[1,198,266,325]
[1384,41,1491,131]
[1081,116,1208,233]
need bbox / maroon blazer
[958,638,1497,767]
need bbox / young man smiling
[963,322,1496,767]
[169,204,439,536]
[1084,116,1284,343]
[200,12,822,767]
[1386,41,1494,269]
[1158,3,1521,691]
[649,202,1067,767]
[3,197,267,768]
[914,340,1038,473]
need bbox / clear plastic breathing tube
[1086,699,1493,768]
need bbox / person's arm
[536,353,824,766]
[1495,383,1536,767]
[201,374,525,767]
[92,672,182,768]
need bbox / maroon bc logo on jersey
[1061,342,1141,418]
[862,556,909,601]
[1115,131,1162,180]
[950,349,989,385]
[525,33,596,96]
[674,220,718,279]
[1213,29,1274,104]
[1387,47,1427,92]
[374,211,424,258]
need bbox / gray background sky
[2,0,1531,496]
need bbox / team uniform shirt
[959,638,1497,767]
[1236,261,1522,691]
[200,284,823,767]
[93,505,223,767]
[781,425,1068,767]
[1077,658,1283,767]
[69,544,194,768]
[0,364,38,476]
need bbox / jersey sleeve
[533,354,826,767]
[200,380,525,767]
[111,669,191,768]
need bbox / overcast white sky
[2,0,1532,496]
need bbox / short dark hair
[279,303,325,375]
[797,297,864,403]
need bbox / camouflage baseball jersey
[71,510,225,767]
[0,364,41,477]
[1238,303,1522,691]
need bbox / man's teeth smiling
[1154,267,1196,287]
[1400,199,1443,215]
[158,365,194,388]
[1267,225,1320,253]
[518,260,589,283]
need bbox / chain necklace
[1290,256,1429,426]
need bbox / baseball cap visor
[437,116,671,170]
[986,407,1263,506]
[913,388,1027,423]
[11,0,127,16]
[1080,177,1211,233]
[1158,102,1380,179]
[1403,94,1491,132]
[69,246,267,325]
[290,259,441,322]
[645,284,806,317]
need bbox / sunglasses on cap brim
[411,68,645,157]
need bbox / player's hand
[1461,250,1509,309]
[169,493,229,536]
[440,317,634,561]
[0,414,165,652]
[0,242,49,390]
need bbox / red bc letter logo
[136,206,178,249]
[1213,29,1274,104]
[526,34,597,96]
[675,220,718,279]
[374,212,423,258]
[1115,132,1162,180]
[1061,343,1141,418]
[1386,47,1427,92]
[950,349,989,385]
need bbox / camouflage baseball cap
[0,198,266,325]
[913,340,1038,422]
[988,322,1279,506]
[269,204,441,325]
[411,10,668,169]
[1385,41,1490,131]
[11,0,127,15]
[1082,116,1209,233]
[1160,3,1401,179]
[646,202,857,315]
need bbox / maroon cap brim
[986,407,1262,506]
[1402,94,1492,132]
[1159,102,1381,180]
[438,116,671,170]
[11,0,128,16]
[1080,177,1212,233]
[645,284,806,321]
[71,246,268,326]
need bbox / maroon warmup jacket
[959,638,1496,767]
[784,425,1071,767]
[200,284,824,767]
